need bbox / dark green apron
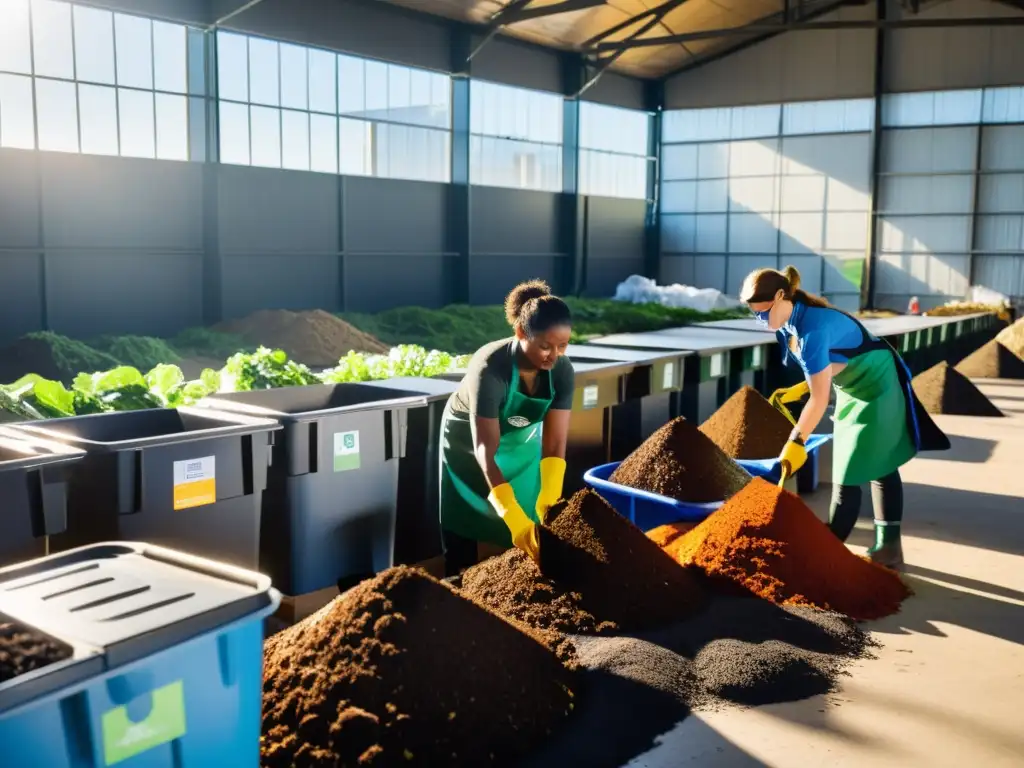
[439,356,553,546]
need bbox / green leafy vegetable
[221,347,319,392]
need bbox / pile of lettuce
[0,345,467,420]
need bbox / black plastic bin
[566,344,690,461]
[9,408,279,571]
[199,383,428,595]
[361,377,459,566]
[0,430,84,568]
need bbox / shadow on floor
[623,715,770,767]
[913,433,998,463]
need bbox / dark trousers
[442,528,479,577]
[828,469,904,543]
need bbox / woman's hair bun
[505,279,552,327]
[783,264,802,293]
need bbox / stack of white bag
[613,275,743,313]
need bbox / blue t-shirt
[776,303,876,377]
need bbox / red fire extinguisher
[908,296,920,315]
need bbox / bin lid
[199,382,429,423]
[571,360,636,378]
[0,428,84,472]
[697,319,774,334]
[567,344,692,365]
[0,543,276,714]
[361,376,460,403]
[591,330,769,355]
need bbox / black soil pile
[261,566,577,767]
[523,597,875,768]
[699,386,795,460]
[955,339,1024,380]
[610,416,752,502]
[0,617,73,684]
[912,361,1003,417]
[459,489,706,634]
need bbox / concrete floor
[628,379,1024,768]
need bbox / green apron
[439,357,553,546]
[832,348,918,486]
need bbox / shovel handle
[778,461,792,488]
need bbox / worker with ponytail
[438,280,576,576]
[741,265,948,569]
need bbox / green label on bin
[334,430,361,472]
[102,680,186,766]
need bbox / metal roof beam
[580,0,690,48]
[511,0,608,23]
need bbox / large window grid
[0,0,193,160]
[578,101,652,200]
[216,31,451,182]
[470,80,562,192]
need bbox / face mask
[752,302,774,328]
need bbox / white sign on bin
[752,346,762,367]
[582,384,599,410]
[662,361,675,390]
[709,353,724,378]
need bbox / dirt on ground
[699,386,795,460]
[260,566,577,768]
[216,309,389,367]
[610,416,752,503]
[0,617,73,684]
[955,339,1024,380]
[912,361,1004,417]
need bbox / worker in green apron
[439,280,575,576]
[742,265,949,570]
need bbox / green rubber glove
[535,457,566,524]
[488,483,541,563]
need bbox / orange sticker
[173,457,216,511]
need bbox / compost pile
[0,617,73,684]
[459,489,705,634]
[216,309,388,367]
[0,333,119,386]
[653,478,911,621]
[996,317,1024,357]
[610,417,752,503]
[955,339,1024,380]
[912,361,1003,417]
[699,386,795,460]
[261,567,577,767]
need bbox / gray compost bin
[0,429,84,568]
[10,408,279,571]
[653,326,775,398]
[199,384,427,595]
[566,343,691,461]
[361,376,459,566]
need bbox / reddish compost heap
[653,478,911,621]
[216,309,388,367]
[0,618,73,684]
[610,417,751,503]
[912,361,1003,417]
[458,489,705,634]
[261,566,577,767]
[699,386,795,460]
[955,339,1024,380]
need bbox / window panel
[661,144,698,181]
[248,37,279,107]
[114,13,153,89]
[32,0,74,79]
[0,0,33,75]
[282,109,310,171]
[118,88,155,158]
[661,181,697,213]
[980,125,1024,172]
[377,123,448,183]
[728,139,778,177]
[779,212,823,254]
[663,108,731,143]
[780,175,825,212]
[217,32,248,102]
[363,60,387,112]
[339,117,371,176]
[219,100,250,165]
[879,174,975,215]
[728,213,776,253]
[310,113,337,173]
[580,102,649,156]
[694,214,727,253]
[661,215,696,253]
[308,49,336,114]
[153,21,187,94]
[882,89,982,127]
[978,174,1024,214]
[250,104,281,167]
[697,142,729,178]
[338,55,365,115]
[728,177,774,215]
[36,78,78,152]
[280,44,307,111]
[696,179,729,213]
[78,83,118,156]
[73,6,115,85]
[155,92,187,160]
[0,74,35,149]
[470,80,562,144]
[581,150,647,199]
[783,98,873,135]
[975,216,1024,252]
[470,135,561,191]
[982,87,1024,124]
[730,104,780,139]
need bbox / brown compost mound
[459,489,705,634]
[912,361,1004,417]
[955,339,1024,380]
[699,386,795,460]
[660,478,911,621]
[261,566,577,767]
[0,618,73,684]
[996,317,1024,358]
[216,309,388,367]
[610,416,752,503]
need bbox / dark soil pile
[0,617,73,683]
[663,478,911,621]
[912,361,1004,417]
[955,339,1024,380]
[261,567,577,767]
[699,386,795,460]
[610,417,752,503]
[459,489,705,634]
[216,309,389,367]
[0,333,119,386]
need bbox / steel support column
[196,28,223,325]
[561,54,586,296]
[644,79,664,283]
[448,25,473,305]
[861,0,885,310]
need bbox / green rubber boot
[867,520,904,571]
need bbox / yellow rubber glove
[535,457,566,524]
[778,438,808,479]
[488,483,541,563]
[769,380,810,407]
